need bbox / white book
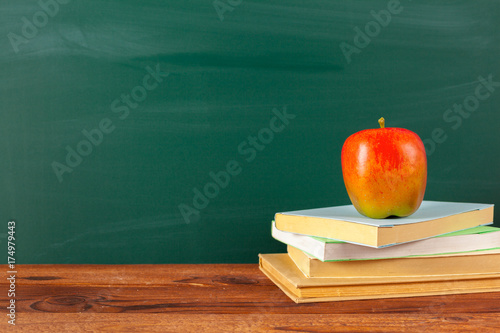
[272,221,500,262]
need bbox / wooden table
[2,264,500,332]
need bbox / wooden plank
[2,264,500,330]
[9,284,500,314]
[12,264,264,286]
[2,313,500,332]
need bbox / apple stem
[378,117,385,128]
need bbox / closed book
[258,253,500,303]
[287,245,500,278]
[272,222,500,261]
[274,201,494,248]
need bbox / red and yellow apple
[341,118,427,219]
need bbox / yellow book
[259,253,500,303]
[275,201,494,248]
[287,245,500,278]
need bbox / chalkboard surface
[1,0,499,264]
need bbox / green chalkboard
[1,0,499,264]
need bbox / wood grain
[2,264,500,331]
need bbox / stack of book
[259,201,500,303]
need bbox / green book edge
[309,225,500,244]
[305,247,500,262]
